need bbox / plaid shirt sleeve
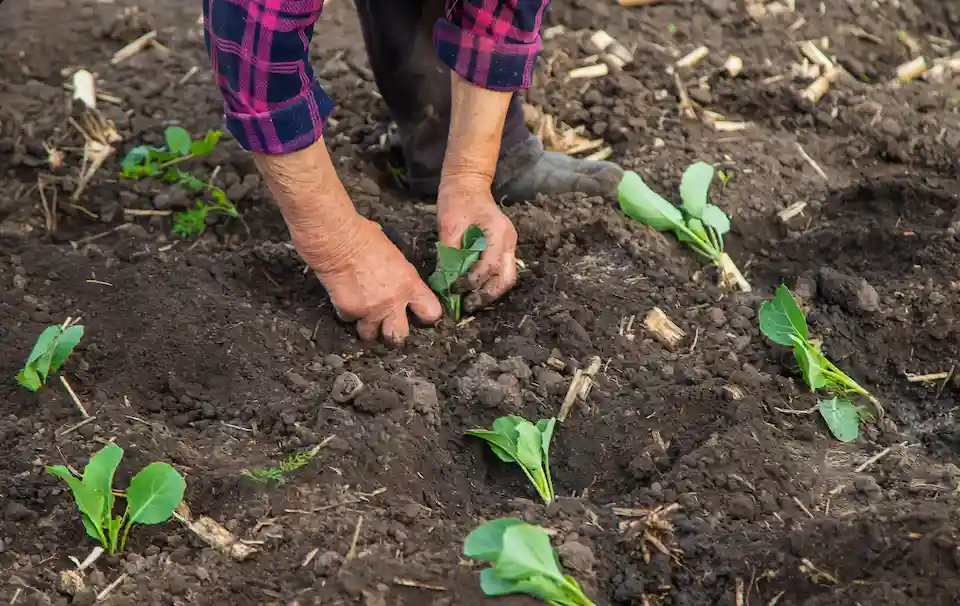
[203,0,549,155]
[202,0,333,155]
[434,0,550,92]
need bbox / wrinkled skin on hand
[436,180,518,313]
[292,216,443,346]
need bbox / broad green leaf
[427,225,487,318]
[515,422,543,470]
[700,204,731,236]
[818,396,860,442]
[462,225,487,252]
[618,171,685,232]
[492,415,525,440]
[120,146,152,172]
[165,127,192,155]
[464,518,527,561]
[81,443,123,525]
[464,429,518,463]
[26,325,61,371]
[679,161,714,218]
[16,366,41,391]
[189,130,222,156]
[47,466,104,529]
[49,325,83,373]
[759,284,808,347]
[81,513,102,541]
[536,418,556,461]
[494,524,565,582]
[791,336,827,390]
[125,463,186,524]
[479,569,569,602]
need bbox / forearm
[253,138,365,273]
[440,72,512,190]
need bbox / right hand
[294,216,443,345]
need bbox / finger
[380,308,411,347]
[355,316,383,342]
[409,283,444,325]
[464,252,518,312]
[333,305,359,323]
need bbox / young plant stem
[157,154,195,171]
[675,224,719,261]
[119,512,135,553]
[519,466,552,504]
[821,365,881,410]
[558,577,596,606]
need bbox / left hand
[436,178,518,313]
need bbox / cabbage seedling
[465,416,556,504]
[464,518,596,606]
[427,225,486,320]
[47,443,185,554]
[121,127,237,237]
[618,162,751,292]
[759,284,882,442]
[16,323,84,391]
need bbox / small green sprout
[120,127,237,238]
[427,225,487,320]
[759,284,883,442]
[16,323,84,391]
[466,416,556,504]
[618,162,751,292]
[47,443,185,554]
[464,518,596,605]
[718,169,733,187]
[240,447,319,485]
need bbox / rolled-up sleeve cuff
[224,80,335,155]
[433,19,540,92]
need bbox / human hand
[436,178,519,313]
[295,216,442,345]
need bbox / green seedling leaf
[495,523,565,582]
[700,204,731,237]
[479,569,570,602]
[791,336,828,390]
[81,443,123,526]
[125,463,186,524]
[618,171,685,232]
[464,429,518,463]
[464,518,527,561]
[189,130,222,156]
[514,423,544,470]
[679,161,713,218]
[818,396,861,442]
[165,127,192,155]
[428,226,487,319]
[16,324,84,391]
[50,325,84,373]
[759,284,808,347]
[47,465,106,543]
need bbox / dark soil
[3,0,960,605]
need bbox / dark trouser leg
[354,0,623,201]
[354,0,529,196]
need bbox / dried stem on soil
[644,308,684,349]
[558,356,602,422]
[778,201,807,223]
[174,506,258,561]
[346,514,364,560]
[111,31,157,65]
[59,376,90,418]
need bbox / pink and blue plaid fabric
[202,0,549,154]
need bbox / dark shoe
[492,136,623,202]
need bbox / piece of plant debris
[759,284,882,441]
[120,126,237,237]
[464,518,596,605]
[240,448,318,485]
[47,443,185,554]
[16,323,84,391]
[618,162,751,292]
[427,225,486,319]
[465,415,556,504]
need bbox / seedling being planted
[240,448,319,485]
[759,284,883,442]
[618,162,751,292]
[47,443,185,554]
[464,518,596,606]
[120,127,237,237]
[16,322,84,391]
[428,225,486,320]
[465,415,556,504]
